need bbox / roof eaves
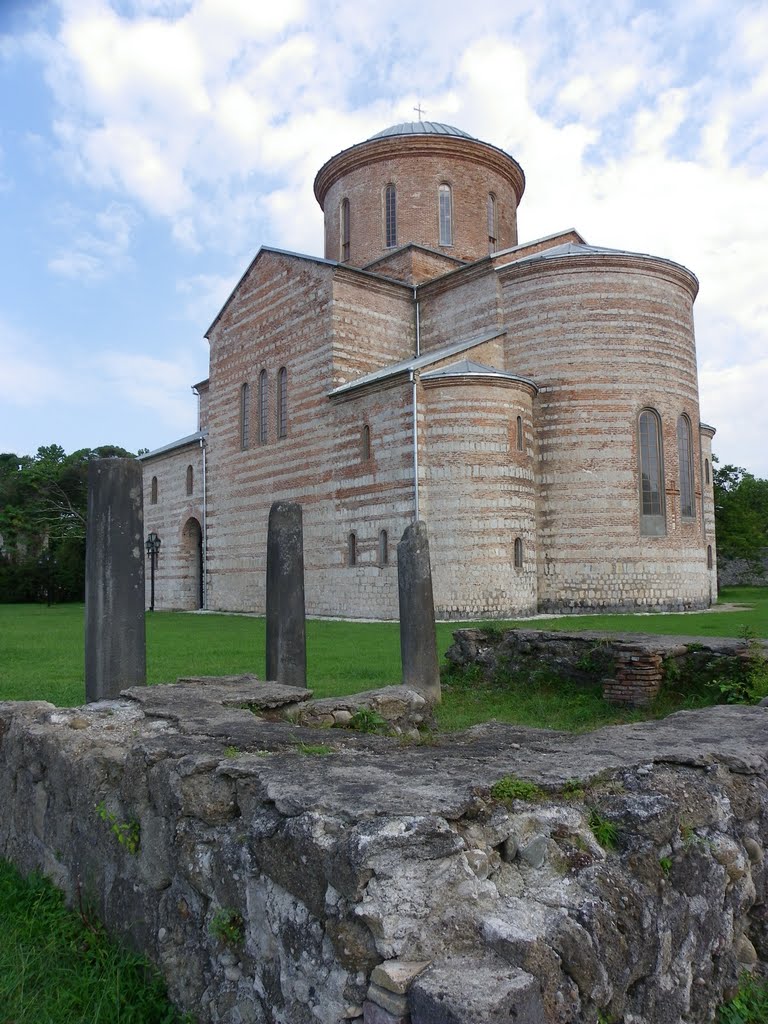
[138,431,207,461]
[328,329,507,399]
[492,228,587,260]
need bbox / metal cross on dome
[414,103,426,121]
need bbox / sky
[0,0,766,475]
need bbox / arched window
[677,414,695,518]
[150,476,158,505]
[378,529,388,566]
[240,382,250,450]
[487,193,497,252]
[277,367,287,439]
[514,537,523,568]
[438,184,453,246]
[707,544,713,569]
[705,458,710,485]
[258,369,268,444]
[385,184,397,248]
[340,198,350,262]
[347,532,357,567]
[516,415,523,451]
[638,408,665,535]
[186,464,193,496]
[362,424,371,461]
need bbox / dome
[368,121,474,140]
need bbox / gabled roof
[204,245,410,339]
[138,431,206,461]
[328,329,507,399]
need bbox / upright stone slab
[266,501,307,688]
[397,520,441,704]
[85,458,146,702]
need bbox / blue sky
[1,0,767,474]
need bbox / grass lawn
[0,586,766,730]
[0,859,184,1023]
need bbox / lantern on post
[145,532,161,612]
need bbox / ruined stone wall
[499,253,713,613]
[2,685,768,1024]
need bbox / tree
[712,458,768,569]
[0,444,136,603]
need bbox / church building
[140,120,717,619]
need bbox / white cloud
[0,319,62,410]
[95,349,199,428]
[48,201,138,280]
[176,271,235,327]
[6,0,768,472]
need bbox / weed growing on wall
[718,972,768,1023]
[588,809,619,850]
[348,708,389,734]
[95,802,140,855]
[209,908,244,947]
[490,775,544,802]
[295,743,334,755]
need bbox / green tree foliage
[713,457,768,568]
[0,444,135,603]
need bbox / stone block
[265,501,306,688]
[85,457,146,702]
[409,955,545,1024]
[397,521,440,704]
[367,982,408,1015]
[362,1000,409,1024]
[370,960,431,995]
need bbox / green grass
[496,587,768,639]
[719,973,768,1023]
[0,859,185,1023]
[1,587,766,721]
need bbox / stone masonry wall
[498,254,713,613]
[422,378,538,619]
[317,135,521,268]
[142,441,205,611]
[2,683,768,1023]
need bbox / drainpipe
[410,370,420,522]
[200,435,208,610]
[411,286,421,521]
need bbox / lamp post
[145,532,161,612]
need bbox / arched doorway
[181,517,203,610]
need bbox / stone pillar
[266,501,307,688]
[85,458,146,702]
[397,520,441,704]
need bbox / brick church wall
[316,135,522,268]
[421,378,537,618]
[498,255,713,612]
[142,442,204,611]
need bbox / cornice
[314,135,525,208]
[495,250,699,300]
[420,373,538,397]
